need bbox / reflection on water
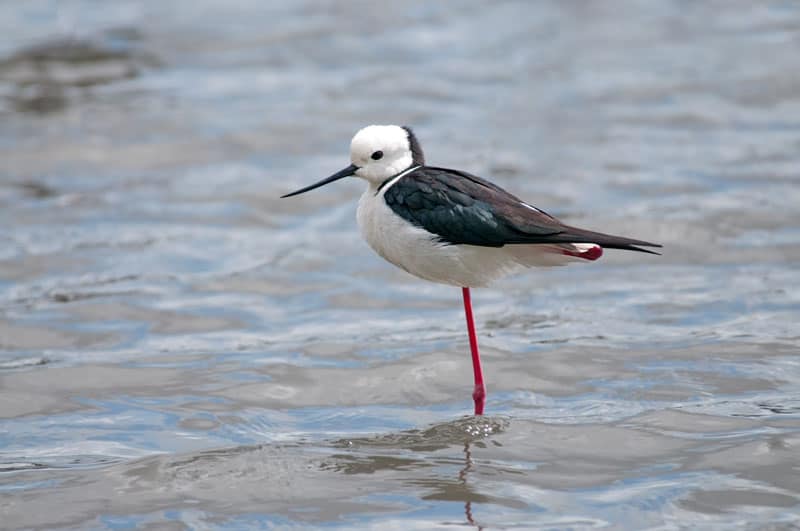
[460,443,483,529]
[2,0,800,528]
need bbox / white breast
[357,181,445,280]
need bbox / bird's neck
[373,165,421,196]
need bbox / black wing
[383,166,662,254]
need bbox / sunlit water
[1,1,799,529]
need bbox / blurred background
[1,1,799,529]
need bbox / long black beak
[281,164,359,198]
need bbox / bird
[281,125,660,415]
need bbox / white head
[349,125,423,184]
[281,124,425,198]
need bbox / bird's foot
[472,383,486,416]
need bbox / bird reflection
[328,416,506,527]
[459,441,483,529]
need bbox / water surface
[1,1,799,528]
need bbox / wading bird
[282,125,660,415]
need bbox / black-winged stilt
[282,125,661,415]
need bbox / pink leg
[461,287,485,415]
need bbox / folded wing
[383,166,661,254]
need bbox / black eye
[371,150,384,161]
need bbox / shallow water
[1,1,799,529]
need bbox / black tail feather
[557,224,662,255]
[599,243,662,255]
[504,224,662,255]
